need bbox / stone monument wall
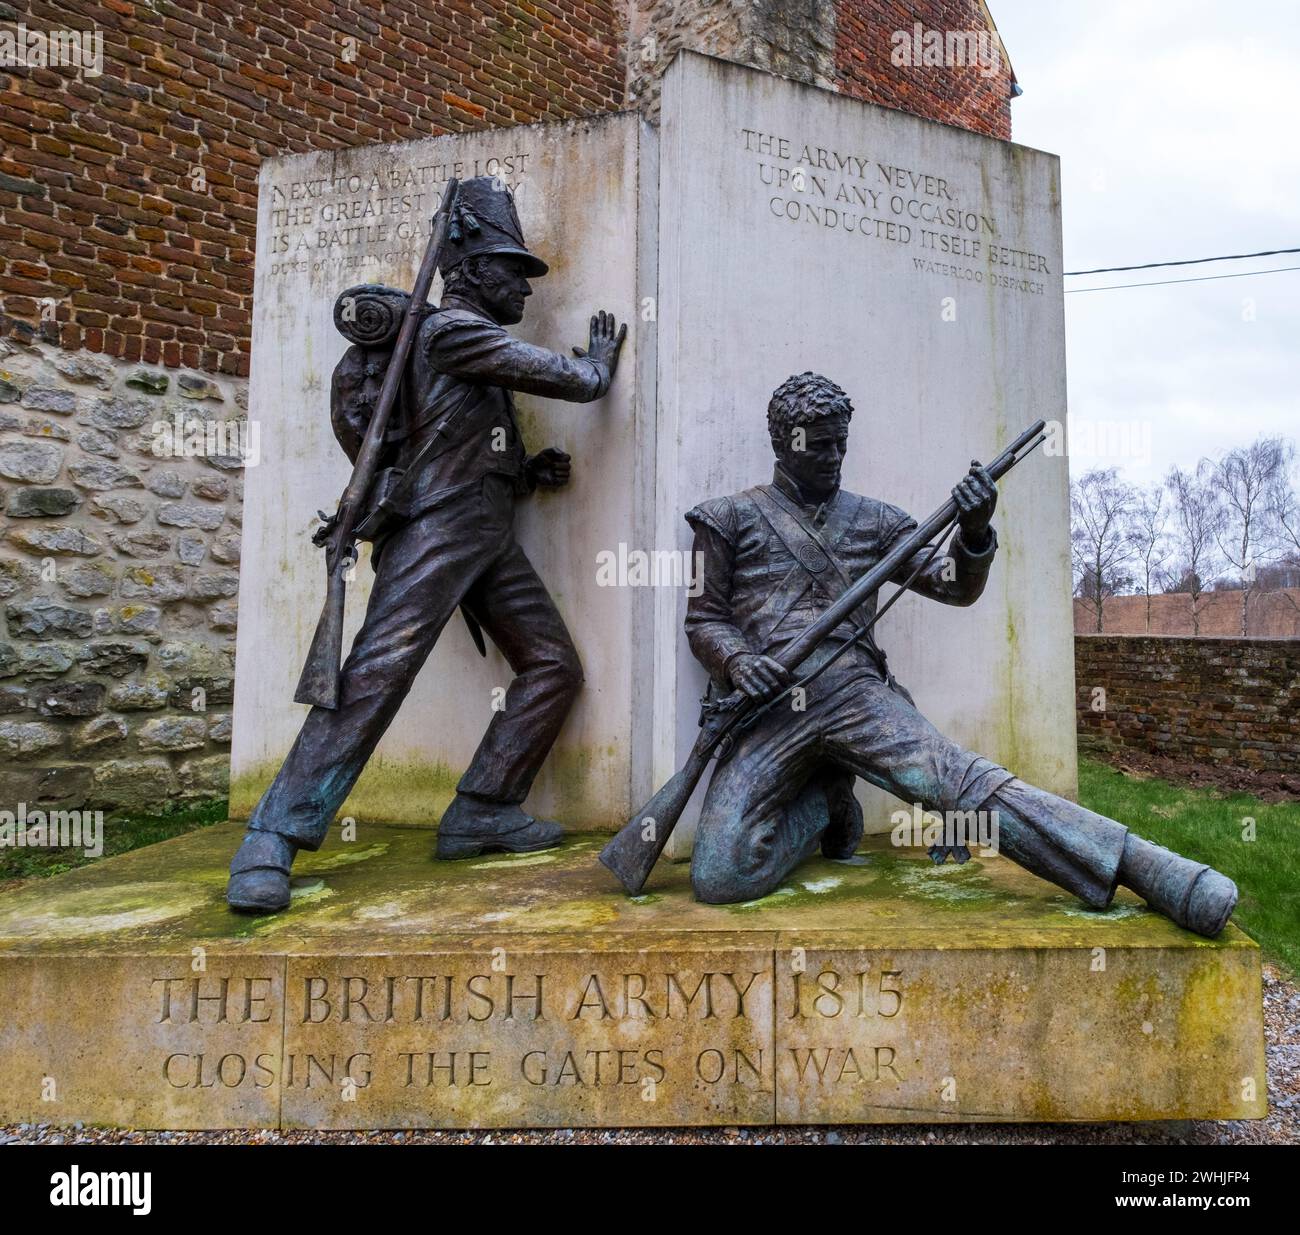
[233,51,1075,853]
[231,112,648,828]
[651,52,1074,854]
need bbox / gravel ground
[3,964,1294,1148]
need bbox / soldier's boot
[1117,833,1237,938]
[820,773,865,860]
[226,830,297,914]
[434,792,564,860]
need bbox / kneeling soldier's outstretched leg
[981,779,1237,938]
[824,675,1237,938]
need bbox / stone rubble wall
[627,0,838,114]
[0,337,245,813]
[1075,635,1300,775]
[627,0,1012,135]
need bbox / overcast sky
[991,0,1299,488]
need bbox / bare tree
[1165,465,1223,636]
[1070,467,1137,632]
[1267,439,1300,558]
[1126,484,1173,632]
[1204,436,1289,636]
[1264,442,1300,627]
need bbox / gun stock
[293,555,349,708]
[598,735,716,895]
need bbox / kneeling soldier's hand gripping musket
[599,418,1048,896]
[295,177,461,709]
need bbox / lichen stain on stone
[302,843,389,871]
[1059,902,1148,924]
[801,877,841,893]
[352,898,414,923]
[728,886,800,912]
[506,897,620,930]
[230,757,462,824]
[879,857,999,906]
[468,852,558,870]
[0,882,209,939]
[231,745,623,831]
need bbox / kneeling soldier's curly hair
[766,372,853,442]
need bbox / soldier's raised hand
[573,309,627,377]
[728,652,790,702]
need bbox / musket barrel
[328,178,460,564]
[293,178,461,707]
[773,419,1045,672]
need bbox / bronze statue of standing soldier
[227,176,626,913]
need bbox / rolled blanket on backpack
[332,283,413,347]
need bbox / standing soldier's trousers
[247,475,582,851]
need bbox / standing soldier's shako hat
[439,175,549,279]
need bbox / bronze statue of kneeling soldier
[602,372,1237,939]
[227,176,626,913]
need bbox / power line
[1064,247,1300,276]
[1064,264,1300,293]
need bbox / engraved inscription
[265,152,531,279]
[740,127,1050,294]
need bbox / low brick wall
[1075,635,1300,773]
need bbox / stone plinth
[0,823,1266,1129]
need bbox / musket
[598,418,1049,894]
[293,178,461,709]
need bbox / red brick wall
[836,0,1012,139]
[1,2,1015,378]
[1074,591,1300,639]
[1076,635,1300,775]
[0,1,626,377]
